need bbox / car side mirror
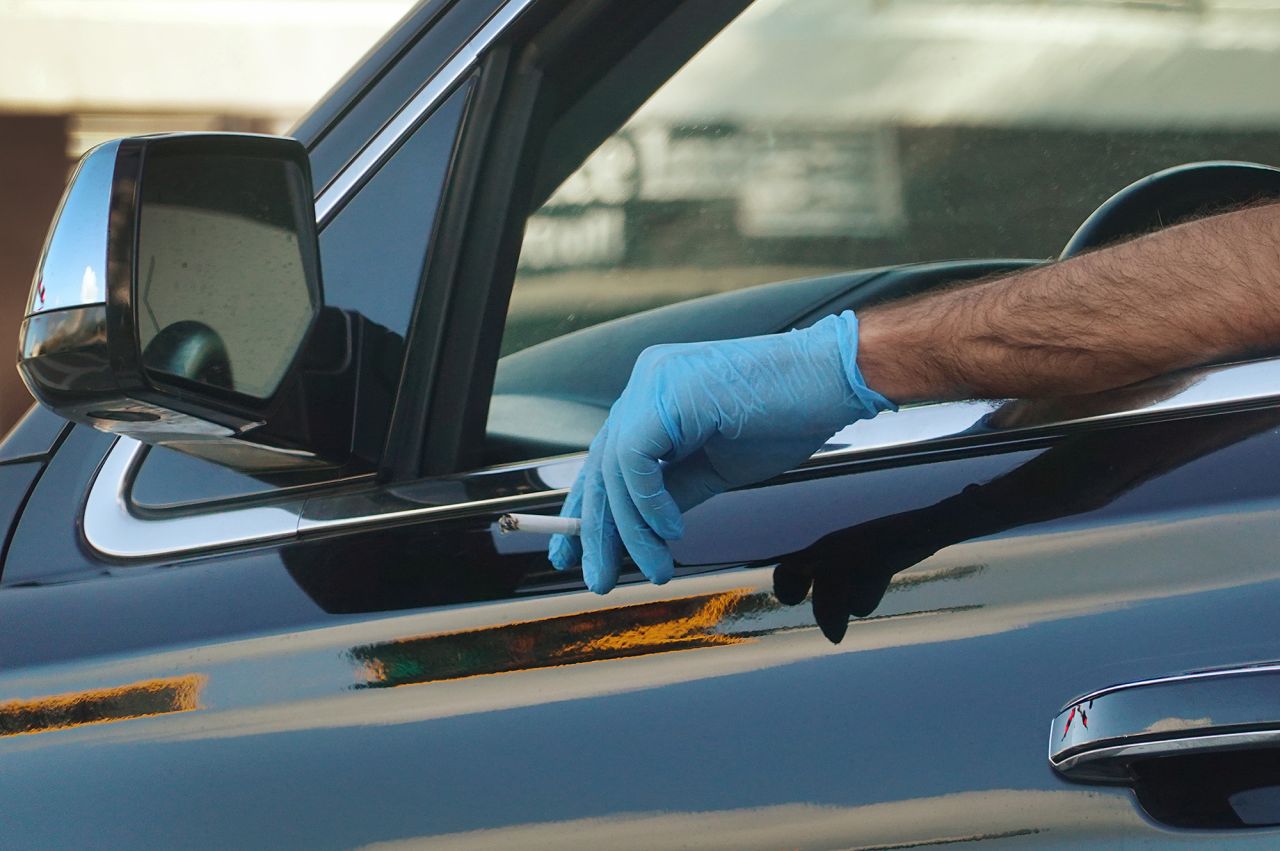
[18,133,352,472]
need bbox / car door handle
[1050,662,1280,783]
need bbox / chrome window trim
[85,438,307,560]
[821,353,1280,458]
[84,355,1280,560]
[84,435,576,560]
[296,455,577,534]
[314,0,537,225]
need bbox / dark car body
[5,0,1280,847]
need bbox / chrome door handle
[1050,663,1280,783]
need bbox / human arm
[552,203,1280,591]
[858,203,1280,402]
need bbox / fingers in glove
[613,411,684,541]
[602,426,674,585]
[548,448,592,570]
[548,484,584,571]
[579,424,625,593]
[661,450,732,515]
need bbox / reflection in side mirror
[142,321,234,390]
[17,133,353,473]
[135,143,318,400]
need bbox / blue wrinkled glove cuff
[832,310,899,417]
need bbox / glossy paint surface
[0,461,41,568]
[0,405,68,464]
[5,408,1280,846]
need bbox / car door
[6,0,1280,848]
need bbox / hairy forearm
[857,204,1280,403]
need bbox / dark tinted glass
[318,83,470,338]
[137,151,317,400]
[130,443,328,508]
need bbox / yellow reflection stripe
[0,674,206,737]
[557,590,751,657]
[351,590,758,688]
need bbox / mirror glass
[137,149,317,400]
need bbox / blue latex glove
[548,310,896,593]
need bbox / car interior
[486,160,1280,464]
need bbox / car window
[130,82,474,508]
[501,0,1280,358]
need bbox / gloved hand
[548,310,896,593]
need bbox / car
[6,0,1280,846]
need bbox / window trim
[84,354,1280,559]
[85,438,308,559]
[313,0,537,226]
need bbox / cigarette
[498,513,582,536]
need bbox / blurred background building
[506,0,1280,353]
[0,0,414,432]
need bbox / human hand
[548,310,895,593]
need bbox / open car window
[488,0,1280,462]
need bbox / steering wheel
[1061,161,1280,259]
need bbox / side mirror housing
[18,133,350,472]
